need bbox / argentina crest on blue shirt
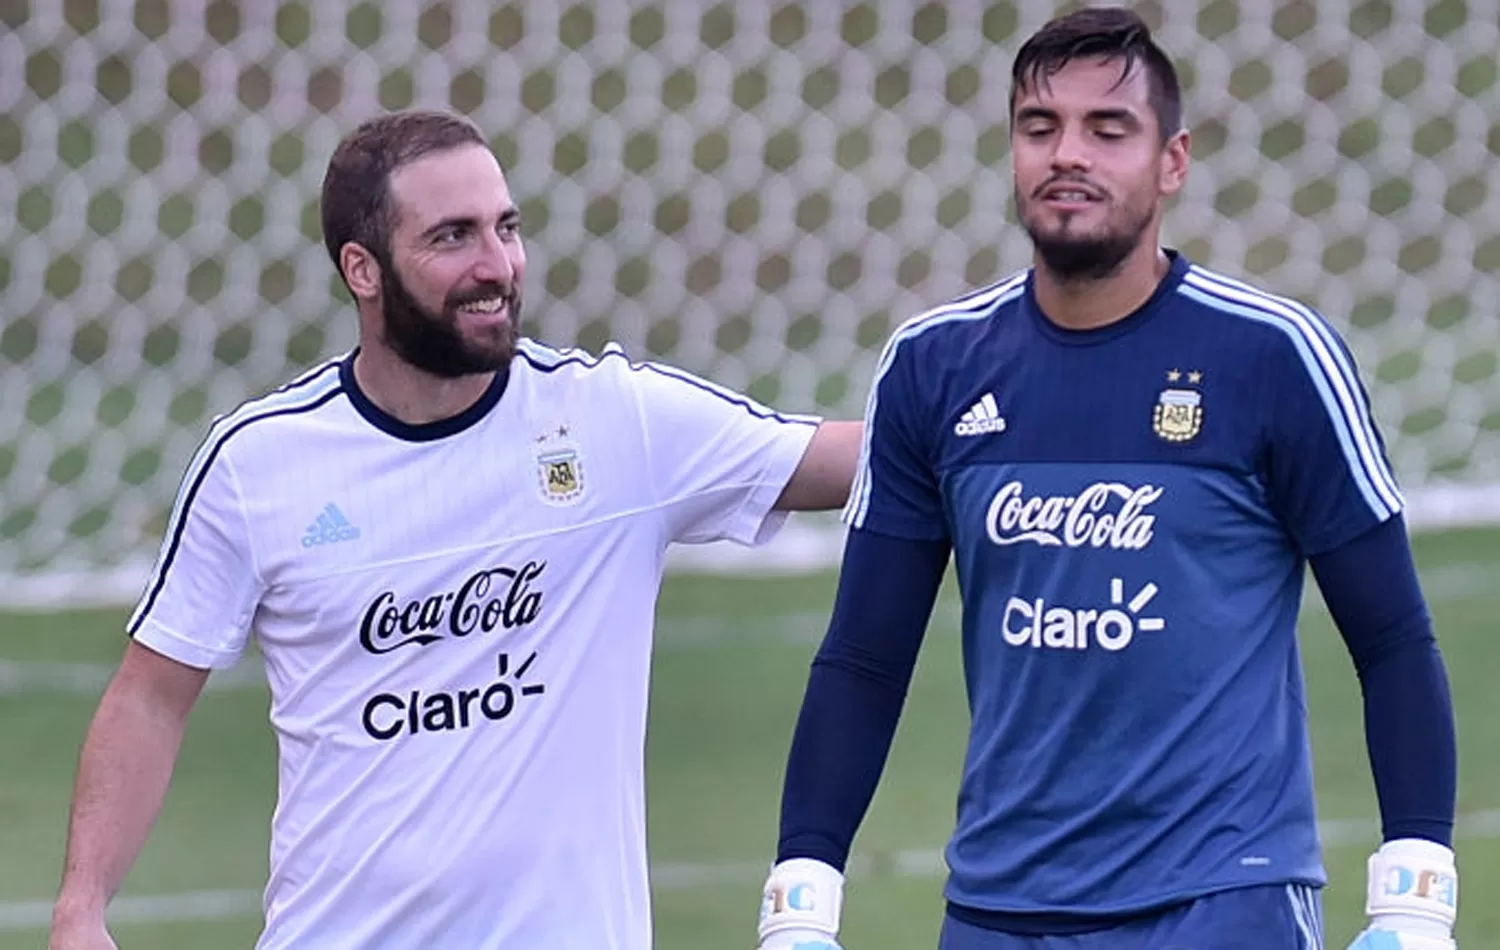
[1152,369,1204,442]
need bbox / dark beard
[1031,229,1140,282]
[1020,194,1152,283]
[377,254,522,379]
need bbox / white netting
[4,0,1500,605]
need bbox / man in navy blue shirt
[754,8,1459,949]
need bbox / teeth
[460,297,506,313]
[1052,191,1090,201]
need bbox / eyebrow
[1014,106,1142,126]
[420,207,521,240]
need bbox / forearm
[1310,514,1457,845]
[54,674,194,922]
[778,656,912,868]
[1358,637,1457,844]
[777,529,948,869]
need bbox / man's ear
[340,242,382,301]
[1159,129,1190,198]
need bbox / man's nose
[1049,125,1092,173]
[472,231,515,284]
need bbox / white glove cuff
[758,858,845,941]
[1366,838,1458,930]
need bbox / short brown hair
[1010,7,1182,143]
[320,110,487,283]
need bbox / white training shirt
[127,339,819,950]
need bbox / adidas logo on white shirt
[955,393,1007,437]
[302,503,361,547]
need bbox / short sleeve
[843,334,948,542]
[633,360,820,546]
[126,436,265,669]
[1263,318,1405,556]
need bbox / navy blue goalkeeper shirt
[842,250,1405,916]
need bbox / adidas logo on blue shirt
[955,393,1008,437]
[302,503,361,548]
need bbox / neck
[352,344,496,425]
[1032,242,1171,332]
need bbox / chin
[1030,224,1110,248]
[472,333,519,368]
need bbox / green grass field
[0,526,1497,947]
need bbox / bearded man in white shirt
[49,109,861,950]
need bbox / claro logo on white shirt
[986,481,1162,549]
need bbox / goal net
[4,0,1499,606]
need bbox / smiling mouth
[1043,190,1099,203]
[1035,178,1106,203]
[455,295,509,316]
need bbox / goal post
[4,0,1499,606]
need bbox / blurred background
[2,0,1498,947]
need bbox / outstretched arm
[775,421,864,512]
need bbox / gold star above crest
[1167,369,1182,383]
[1187,370,1203,385]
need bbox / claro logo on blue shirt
[1001,576,1166,652]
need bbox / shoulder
[514,338,817,425]
[1175,262,1354,368]
[514,338,664,394]
[199,357,348,462]
[874,269,1029,377]
[157,357,347,511]
[515,337,624,376]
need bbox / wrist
[1367,838,1458,929]
[51,901,106,931]
[759,858,844,940]
[52,886,108,924]
[1368,913,1451,936]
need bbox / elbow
[810,642,915,696]
[1351,628,1442,684]
[777,421,863,512]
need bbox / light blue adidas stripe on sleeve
[1179,267,1403,521]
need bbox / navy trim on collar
[340,350,510,442]
[1024,249,1190,346]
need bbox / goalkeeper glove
[1347,838,1458,950]
[757,858,845,950]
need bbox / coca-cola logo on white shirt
[358,561,546,655]
[985,481,1161,549]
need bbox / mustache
[1032,175,1108,200]
[445,282,517,310]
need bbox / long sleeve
[776,527,950,869]
[1309,514,1457,846]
